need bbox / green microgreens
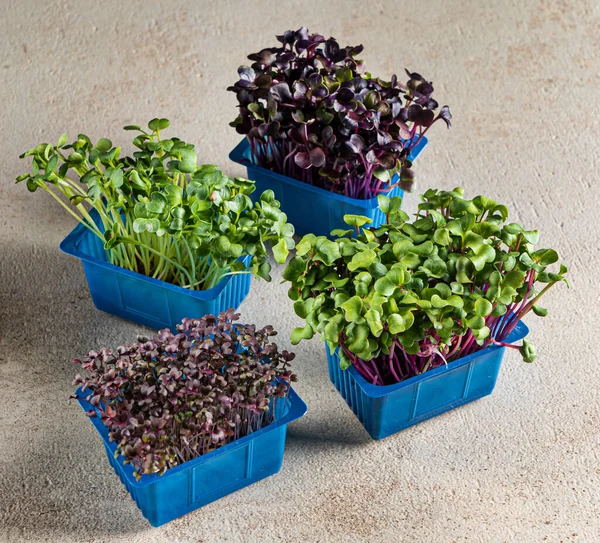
[283,187,568,385]
[17,119,295,289]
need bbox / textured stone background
[0,0,598,542]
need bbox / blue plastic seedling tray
[77,387,307,527]
[326,321,529,440]
[229,137,428,238]
[59,211,251,331]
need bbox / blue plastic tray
[229,137,428,238]
[326,321,529,440]
[77,387,307,527]
[59,213,251,331]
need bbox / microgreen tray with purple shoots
[73,309,298,480]
[229,27,451,200]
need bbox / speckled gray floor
[1,1,598,542]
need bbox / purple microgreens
[72,309,297,479]
[229,28,451,199]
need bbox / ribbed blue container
[229,137,428,238]
[59,214,251,331]
[77,387,307,527]
[326,321,529,440]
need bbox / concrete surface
[0,0,598,541]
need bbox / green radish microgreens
[283,188,568,385]
[73,310,297,480]
[17,119,295,289]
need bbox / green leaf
[340,296,364,324]
[133,218,148,233]
[317,240,341,265]
[169,218,184,231]
[272,238,288,263]
[498,286,517,305]
[459,213,476,232]
[399,253,420,268]
[146,218,160,233]
[247,103,265,120]
[473,326,490,342]
[503,255,516,271]
[519,338,537,362]
[69,195,87,206]
[354,271,372,287]
[331,228,354,237]
[464,231,484,251]
[365,309,384,337]
[450,281,464,294]
[165,186,183,209]
[447,220,463,237]
[387,310,414,334]
[374,276,396,296]
[294,299,314,319]
[347,249,377,271]
[57,133,69,147]
[102,230,123,250]
[411,241,434,255]
[474,298,493,316]
[433,227,451,246]
[335,66,353,82]
[503,270,525,288]
[466,315,486,330]
[368,262,388,278]
[419,257,448,278]
[290,325,314,345]
[338,349,351,370]
[295,235,315,257]
[323,316,343,344]
[45,154,59,174]
[532,248,558,266]
[373,167,392,182]
[470,244,496,271]
[532,305,548,317]
[491,303,507,317]
[343,214,372,228]
[108,167,123,189]
[95,138,112,151]
[377,194,402,215]
[257,261,272,281]
[148,118,170,131]
[216,235,231,253]
[523,230,539,244]
[430,294,449,308]
[147,192,167,214]
[386,267,405,285]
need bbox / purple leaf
[271,82,292,101]
[238,65,255,82]
[294,152,311,169]
[71,311,296,478]
[309,147,326,167]
[345,134,365,153]
[365,149,378,164]
[438,105,452,128]
[405,68,424,81]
